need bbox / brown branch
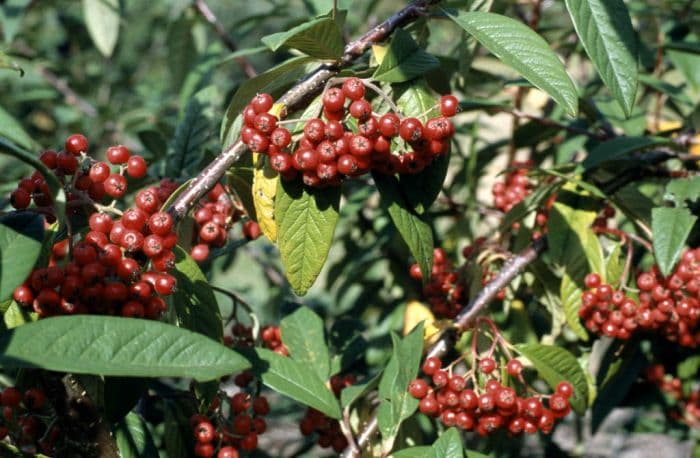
[499,107,607,140]
[168,0,439,222]
[193,0,257,78]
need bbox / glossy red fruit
[408,379,429,399]
[104,174,128,198]
[106,145,131,165]
[65,134,88,155]
[439,95,459,117]
[126,155,147,178]
[341,77,365,100]
[251,93,273,114]
[555,381,574,399]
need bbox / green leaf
[340,373,381,408]
[582,136,671,170]
[82,0,120,57]
[0,50,23,75]
[515,343,588,414]
[564,0,637,116]
[639,74,693,106]
[280,306,330,381]
[678,355,700,379]
[0,212,44,302]
[396,79,437,118]
[432,428,463,458]
[228,166,256,221]
[167,86,218,178]
[167,17,197,91]
[275,179,340,296]
[221,56,313,147]
[664,176,700,207]
[377,323,424,451]
[399,153,449,215]
[665,41,700,55]
[170,246,223,341]
[115,412,158,458]
[560,272,589,341]
[393,446,432,458]
[1,0,32,43]
[373,29,440,83]
[0,105,36,151]
[0,316,248,381]
[163,399,193,458]
[245,347,341,419]
[605,243,624,288]
[374,172,434,283]
[3,301,36,329]
[652,207,697,277]
[547,200,603,278]
[447,11,578,116]
[261,17,344,59]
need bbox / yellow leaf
[252,153,278,242]
[690,134,700,157]
[269,103,286,119]
[403,300,449,346]
[372,44,388,66]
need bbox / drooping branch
[167,0,440,221]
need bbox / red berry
[126,155,148,179]
[555,381,574,399]
[378,113,400,137]
[348,99,372,121]
[303,118,326,144]
[418,395,439,415]
[240,433,258,451]
[251,93,273,114]
[253,396,270,415]
[217,447,239,458]
[10,188,31,209]
[148,211,174,236]
[57,152,79,174]
[439,95,459,117]
[506,359,523,377]
[65,134,88,155]
[2,388,22,407]
[13,286,34,307]
[190,244,210,262]
[322,87,346,112]
[194,442,214,457]
[422,357,441,375]
[270,127,292,148]
[104,174,128,198]
[399,117,424,143]
[341,78,365,100]
[584,273,601,289]
[106,145,131,165]
[408,379,429,399]
[479,357,497,374]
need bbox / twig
[168,0,440,222]
[35,66,98,117]
[499,107,606,140]
[193,0,257,78]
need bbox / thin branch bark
[168,0,439,221]
[193,0,257,78]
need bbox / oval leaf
[373,172,434,283]
[0,316,249,381]
[170,246,223,341]
[447,11,578,116]
[652,207,697,277]
[82,0,120,57]
[373,29,440,83]
[0,212,44,302]
[245,347,341,419]
[560,272,589,341]
[261,17,344,60]
[252,154,279,242]
[275,179,340,295]
[115,412,158,458]
[281,306,330,381]
[564,0,638,116]
[582,136,671,170]
[515,343,588,413]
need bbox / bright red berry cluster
[409,248,467,319]
[260,325,289,356]
[299,374,354,452]
[240,82,458,187]
[409,356,573,435]
[189,183,240,263]
[10,135,149,220]
[491,162,533,214]
[579,252,700,347]
[189,378,270,458]
[0,386,57,455]
[11,135,178,318]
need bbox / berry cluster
[409,356,573,436]
[190,183,240,263]
[226,323,288,356]
[410,248,467,319]
[491,162,533,214]
[11,135,178,318]
[0,386,57,455]
[299,374,354,453]
[579,252,700,347]
[189,377,270,458]
[240,81,458,187]
[409,245,506,319]
[645,364,700,427]
[10,135,149,219]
